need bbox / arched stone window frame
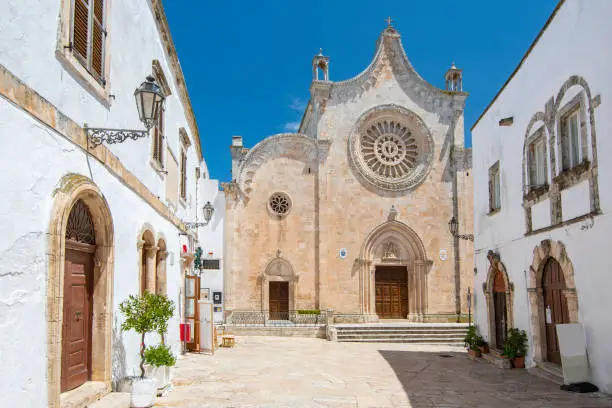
[46,174,114,408]
[522,76,601,234]
[527,239,579,364]
[259,256,298,318]
[137,224,157,295]
[156,235,168,296]
[483,250,514,350]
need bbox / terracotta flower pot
[468,348,482,358]
[478,344,490,354]
[512,356,525,368]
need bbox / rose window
[268,192,291,217]
[349,106,434,192]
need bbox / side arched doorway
[528,240,579,366]
[47,174,114,408]
[484,251,513,351]
[542,257,570,365]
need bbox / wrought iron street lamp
[448,216,474,241]
[184,201,215,229]
[85,76,165,147]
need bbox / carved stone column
[413,260,430,322]
[528,287,544,362]
[407,264,419,322]
[144,245,158,293]
[156,250,168,295]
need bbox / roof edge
[470,0,565,131]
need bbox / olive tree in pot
[119,292,173,407]
[502,328,528,368]
[144,294,175,394]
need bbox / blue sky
[163,0,559,182]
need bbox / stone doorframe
[483,250,514,349]
[527,239,579,363]
[259,256,298,314]
[357,220,432,322]
[47,174,114,408]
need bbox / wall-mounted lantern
[448,216,474,241]
[184,201,215,229]
[85,76,165,147]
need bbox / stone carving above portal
[349,105,434,193]
[381,241,399,261]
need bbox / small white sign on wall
[339,248,347,259]
[439,249,448,261]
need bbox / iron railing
[227,310,328,327]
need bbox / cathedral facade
[223,24,473,323]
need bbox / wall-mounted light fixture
[184,201,215,229]
[85,76,165,147]
[448,216,474,241]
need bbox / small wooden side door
[62,245,93,392]
[269,282,289,320]
[186,275,200,352]
[543,258,569,365]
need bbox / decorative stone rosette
[349,105,434,192]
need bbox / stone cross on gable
[385,16,393,27]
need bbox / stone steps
[87,392,130,408]
[335,324,469,344]
[529,362,564,385]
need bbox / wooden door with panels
[185,275,200,352]
[493,270,507,349]
[375,266,408,319]
[61,243,94,392]
[269,281,289,320]
[543,258,569,366]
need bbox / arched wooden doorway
[62,200,96,392]
[492,270,507,348]
[542,257,570,365]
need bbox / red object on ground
[180,323,191,341]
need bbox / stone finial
[388,205,398,221]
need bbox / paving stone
[155,336,612,408]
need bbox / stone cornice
[0,63,193,236]
[151,0,202,161]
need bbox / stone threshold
[481,349,511,369]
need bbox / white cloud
[289,97,307,113]
[283,122,300,132]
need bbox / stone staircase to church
[334,322,469,345]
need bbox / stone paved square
[155,337,612,408]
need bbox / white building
[197,178,225,324]
[0,1,219,407]
[472,0,612,393]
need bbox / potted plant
[502,328,528,368]
[463,326,482,358]
[119,292,171,407]
[144,294,175,394]
[479,339,490,354]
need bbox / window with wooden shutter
[488,161,501,213]
[71,0,107,85]
[152,105,165,167]
[180,150,187,200]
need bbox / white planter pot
[124,377,156,408]
[144,365,173,391]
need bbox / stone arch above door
[358,220,432,320]
[47,173,114,408]
[260,256,299,313]
[527,239,579,363]
[483,250,514,349]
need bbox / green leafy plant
[119,292,175,378]
[463,326,486,351]
[296,310,321,315]
[194,247,203,271]
[502,328,528,359]
[144,344,176,367]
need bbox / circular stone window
[348,105,434,192]
[268,192,291,217]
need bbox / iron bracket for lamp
[184,221,210,229]
[85,124,149,148]
[454,233,474,242]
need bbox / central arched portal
[359,221,432,321]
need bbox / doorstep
[481,349,511,369]
[60,381,109,408]
[88,392,130,408]
[528,361,564,385]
